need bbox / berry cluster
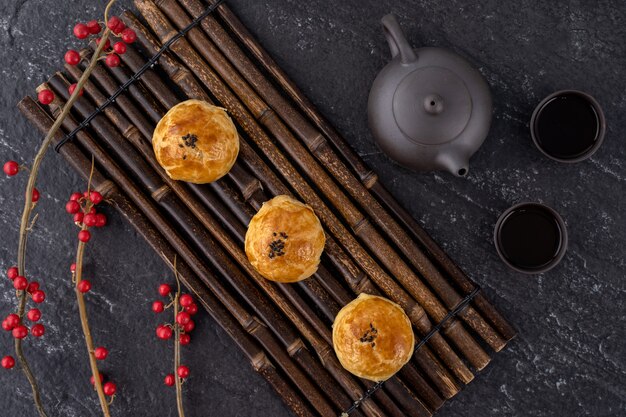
[65,190,107,243]
[152,283,197,386]
[37,16,137,106]
[2,266,48,370]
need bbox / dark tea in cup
[530,90,605,162]
[494,202,568,274]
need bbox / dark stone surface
[0,0,624,416]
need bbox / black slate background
[1,0,625,416]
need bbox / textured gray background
[0,0,625,416]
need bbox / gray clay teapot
[368,14,492,177]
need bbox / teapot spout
[436,152,470,177]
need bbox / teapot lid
[393,66,472,145]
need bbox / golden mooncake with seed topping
[333,293,415,381]
[244,195,325,283]
[153,99,239,184]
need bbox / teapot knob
[381,14,417,64]
[424,94,444,115]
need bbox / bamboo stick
[120,13,459,403]
[206,0,516,342]
[18,95,317,417]
[52,70,407,417]
[38,83,338,417]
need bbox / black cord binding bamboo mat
[19,1,516,416]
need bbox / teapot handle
[381,14,417,64]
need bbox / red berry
[103,381,116,396]
[152,301,164,313]
[113,41,127,55]
[31,290,45,304]
[70,263,77,272]
[179,333,191,346]
[164,374,175,386]
[74,212,84,224]
[65,49,80,66]
[115,21,126,34]
[182,320,195,333]
[27,308,41,322]
[158,284,171,297]
[26,281,39,293]
[31,323,45,337]
[5,314,20,329]
[177,365,189,379]
[13,275,28,291]
[86,20,101,35]
[83,213,97,227]
[77,280,91,293]
[156,325,172,340]
[105,54,120,68]
[74,23,89,39]
[37,89,55,105]
[95,213,107,228]
[111,16,126,31]
[179,294,193,307]
[107,16,123,32]
[89,191,103,205]
[176,311,191,326]
[96,37,111,50]
[184,303,198,315]
[1,356,15,369]
[68,83,83,97]
[70,192,83,201]
[78,230,91,243]
[90,372,104,385]
[94,347,108,360]
[66,200,80,214]
[2,320,12,331]
[12,325,28,339]
[7,266,18,280]
[3,161,19,176]
[121,28,137,44]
